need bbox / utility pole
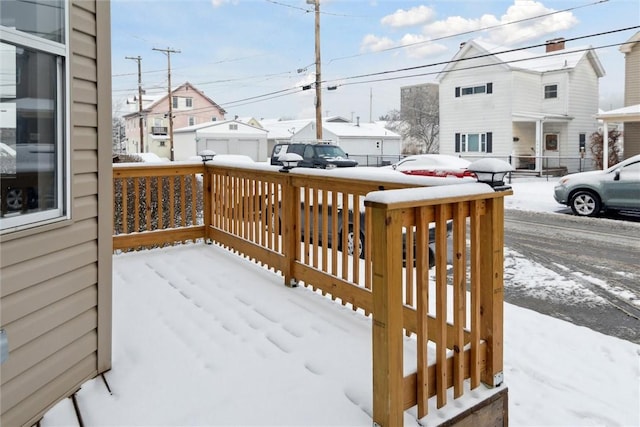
[307,0,322,140]
[153,47,181,160]
[125,55,144,153]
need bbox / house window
[159,140,166,147]
[172,96,178,108]
[544,84,558,99]
[1,1,68,230]
[188,117,195,126]
[229,124,238,130]
[456,83,492,97]
[455,132,493,153]
[211,117,217,122]
[185,98,193,108]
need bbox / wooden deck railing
[112,162,511,426]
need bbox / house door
[543,133,560,169]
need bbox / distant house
[437,38,605,173]
[173,120,268,162]
[1,1,112,425]
[122,81,226,159]
[291,118,402,166]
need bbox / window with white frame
[455,83,493,97]
[229,124,238,130]
[544,84,558,99]
[172,96,178,108]
[185,97,193,108]
[455,132,493,153]
[188,116,195,126]
[1,0,68,230]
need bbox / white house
[290,119,402,166]
[437,38,605,173]
[173,120,268,162]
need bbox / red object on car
[389,154,476,179]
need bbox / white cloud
[210,0,238,7]
[399,34,448,59]
[360,34,396,53]
[422,0,578,46]
[381,5,436,28]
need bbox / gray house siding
[0,1,112,426]
[623,36,640,157]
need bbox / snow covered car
[388,154,476,178]
[553,154,640,217]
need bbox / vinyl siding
[0,1,112,426]
[439,49,513,157]
[624,122,640,157]
[624,42,640,106]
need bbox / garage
[173,120,268,162]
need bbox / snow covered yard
[42,177,640,426]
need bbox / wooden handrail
[113,163,511,426]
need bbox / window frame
[544,84,558,99]
[456,83,492,97]
[455,131,492,153]
[0,2,70,232]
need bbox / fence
[112,162,511,426]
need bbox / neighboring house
[236,116,263,128]
[173,120,269,162]
[437,38,605,173]
[122,81,226,158]
[290,118,402,165]
[0,1,112,426]
[260,118,317,155]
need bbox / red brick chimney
[546,37,565,53]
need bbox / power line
[327,26,639,87]
[327,0,610,64]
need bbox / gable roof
[141,81,226,114]
[437,39,605,81]
[620,31,640,54]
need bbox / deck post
[282,174,298,287]
[479,195,505,387]
[202,164,212,242]
[371,203,404,426]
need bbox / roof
[174,119,267,134]
[437,39,605,81]
[596,104,640,122]
[620,31,640,54]
[125,82,226,117]
[322,121,400,138]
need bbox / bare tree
[383,87,440,154]
[112,99,126,154]
[589,129,622,169]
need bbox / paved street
[503,209,640,344]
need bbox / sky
[42,177,640,426]
[110,0,640,122]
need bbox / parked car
[553,154,640,217]
[388,154,475,178]
[272,200,450,267]
[1,142,55,212]
[270,142,358,169]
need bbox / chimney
[546,37,565,53]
